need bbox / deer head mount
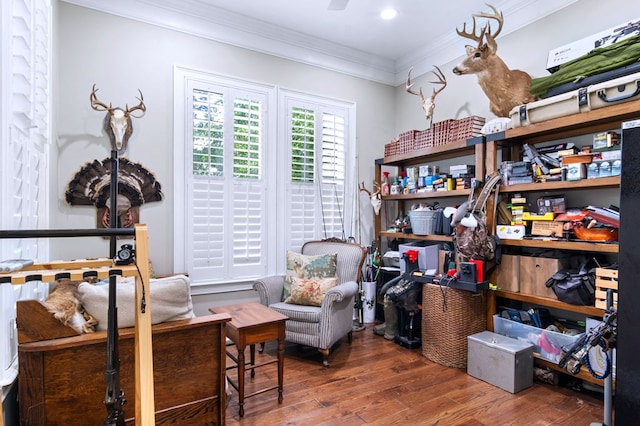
[359,181,381,215]
[406,65,447,127]
[90,84,146,154]
[452,4,535,117]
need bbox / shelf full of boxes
[481,100,640,387]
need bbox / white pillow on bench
[78,274,194,331]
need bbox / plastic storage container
[409,209,436,235]
[493,314,584,364]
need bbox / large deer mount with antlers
[452,4,535,117]
[90,84,146,154]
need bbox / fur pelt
[44,278,98,333]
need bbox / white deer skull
[90,84,146,154]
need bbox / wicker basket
[422,283,487,368]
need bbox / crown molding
[61,0,578,86]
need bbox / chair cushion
[269,301,322,323]
[282,251,337,301]
[284,276,338,306]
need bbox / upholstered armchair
[253,239,366,367]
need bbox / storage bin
[519,256,569,298]
[408,209,436,235]
[493,314,584,364]
[489,254,520,292]
[467,331,534,393]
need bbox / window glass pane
[291,107,315,183]
[233,98,262,179]
[192,89,224,176]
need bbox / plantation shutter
[187,82,268,284]
[285,99,348,252]
[0,0,51,260]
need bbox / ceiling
[62,0,578,85]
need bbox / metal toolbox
[467,331,534,393]
[511,71,640,128]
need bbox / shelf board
[534,358,606,387]
[383,138,480,165]
[501,238,618,253]
[500,176,620,193]
[493,290,605,317]
[379,231,452,242]
[382,189,471,200]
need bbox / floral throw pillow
[282,251,338,301]
[284,276,339,307]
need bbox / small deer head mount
[90,84,146,154]
[452,4,535,117]
[360,181,381,215]
[406,65,447,127]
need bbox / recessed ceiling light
[380,8,398,20]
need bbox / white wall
[53,2,396,277]
[394,0,633,133]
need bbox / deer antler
[456,4,503,45]
[456,14,483,44]
[406,67,425,107]
[125,89,146,118]
[406,66,447,124]
[429,66,447,98]
[474,4,503,39]
[359,181,372,197]
[90,84,112,112]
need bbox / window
[282,95,350,252]
[174,68,355,289]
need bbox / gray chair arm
[253,275,285,306]
[323,281,358,304]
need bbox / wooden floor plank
[226,324,606,425]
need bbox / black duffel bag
[544,263,596,306]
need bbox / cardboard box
[531,221,565,237]
[496,225,525,240]
[519,256,569,298]
[489,254,520,292]
[537,196,566,214]
[467,331,534,393]
[522,212,555,221]
[546,17,640,72]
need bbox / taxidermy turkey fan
[65,157,163,208]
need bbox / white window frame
[173,66,356,292]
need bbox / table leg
[250,344,256,378]
[277,335,284,403]
[237,345,246,417]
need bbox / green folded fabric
[531,35,640,98]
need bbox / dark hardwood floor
[225,324,607,425]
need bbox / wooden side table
[209,302,288,417]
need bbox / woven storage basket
[422,283,487,368]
